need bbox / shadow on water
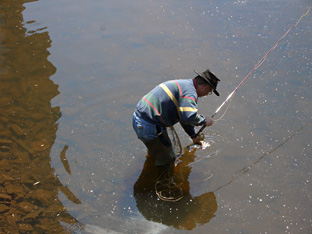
[133,148,218,231]
[0,0,81,233]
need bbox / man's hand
[192,135,204,145]
[191,117,213,145]
[205,117,213,126]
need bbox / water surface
[1,0,311,233]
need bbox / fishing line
[213,118,312,192]
[194,6,311,138]
[155,126,184,201]
[155,6,311,202]
[155,163,184,202]
[168,126,182,156]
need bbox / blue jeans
[132,111,175,166]
[132,111,163,143]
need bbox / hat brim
[213,89,220,96]
[194,70,220,96]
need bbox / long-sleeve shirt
[135,79,206,137]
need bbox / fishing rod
[193,6,311,139]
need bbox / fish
[187,141,210,152]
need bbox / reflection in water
[134,149,217,230]
[0,0,80,233]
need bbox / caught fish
[187,141,210,152]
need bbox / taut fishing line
[213,118,312,192]
[194,6,311,138]
[155,6,311,202]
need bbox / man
[132,69,220,167]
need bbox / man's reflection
[133,148,218,230]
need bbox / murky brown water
[1,0,311,233]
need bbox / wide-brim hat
[194,69,220,96]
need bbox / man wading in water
[132,69,220,168]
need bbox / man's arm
[191,117,213,145]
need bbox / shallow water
[1,0,311,233]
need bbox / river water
[0,0,311,233]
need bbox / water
[1,0,311,233]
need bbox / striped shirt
[135,79,206,137]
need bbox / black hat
[194,69,220,96]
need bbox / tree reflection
[134,148,218,230]
[0,0,80,233]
